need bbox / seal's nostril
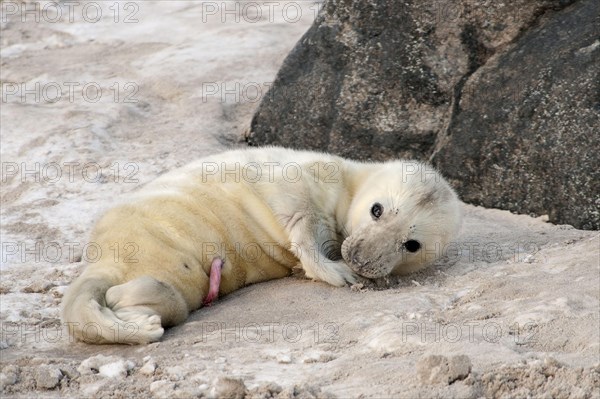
[348,248,359,266]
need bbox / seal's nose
[347,247,360,266]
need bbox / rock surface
[211,377,247,399]
[432,0,600,230]
[34,365,63,389]
[248,0,599,229]
[417,354,472,385]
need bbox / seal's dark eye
[370,203,383,219]
[404,240,421,253]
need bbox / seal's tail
[61,274,167,345]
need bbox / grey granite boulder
[431,0,599,230]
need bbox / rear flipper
[106,276,189,328]
[62,274,186,344]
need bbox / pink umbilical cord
[203,257,223,306]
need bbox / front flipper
[288,215,357,287]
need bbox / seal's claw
[312,260,358,287]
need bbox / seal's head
[341,161,462,278]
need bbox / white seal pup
[61,147,461,344]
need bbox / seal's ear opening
[404,240,421,253]
[370,203,383,219]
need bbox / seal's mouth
[341,237,390,279]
